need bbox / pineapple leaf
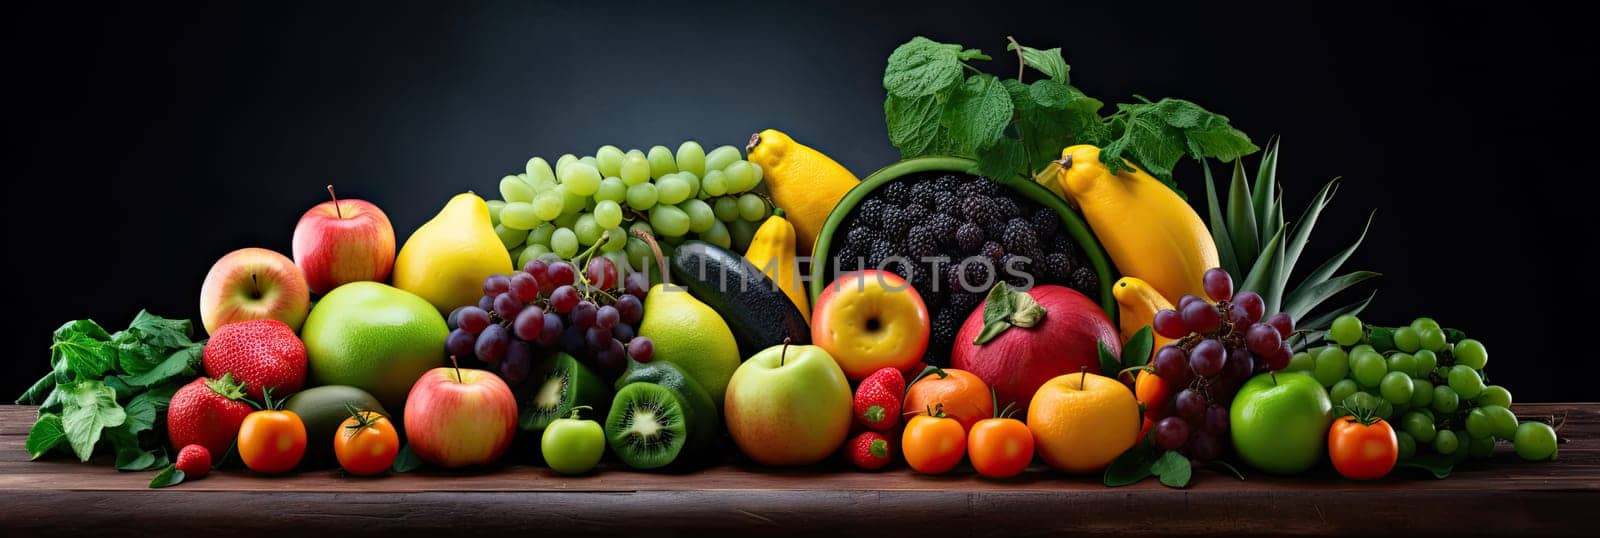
[1203,160,1240,276]
[1267,189,1288,315]
[1283,179,1339,281]
[1297,290,1377,334]
[1228,160,1259,271]
[1291,210,1375,301]
[1240,227,1285,312]
[1284,270,1381,322]
[1252,137,1280,243]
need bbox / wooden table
[1,404,1594,537]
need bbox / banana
[1051,145,1218,305]
[1113,276,1176,360]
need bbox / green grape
[682,199,715,233]
[729,218,758,253]
[595,177,627,202]
[1433,429,1459,455]
[527,157,556,185]
[559,162,602,196]
[647,146,677,178]
[487,199,506,226]
[649,205,692,237]
[554,210,581,230]
[1329,379,1360,407]
[1465,407,1493,439]
[750,161,764,186]
[1329,315,1364,346]
[601,226,628,252]
[628,220,654,237]
[1447,431,1472,463]
[1454,338,1488,369]
[517,244,551,269]
[625,237,652,275]
[679,172,701,199]
[701,169,729,197]
[555,154,578,177]
[551,228,579,258]
[1447,364,1484,399]
[575,214,603,245]
[677,141,706,177]
[705,145,741,172]
[1342,391,1384,414]
[1393,326,1421,353]
[529,192,561,221]
[701,219,731,249]
[1412,349,1438,376]
[1287,351,1315,372]
[528,223,556,247]
[579,156,599,171]
[1476,385,1512,408]
[657,175,692,205]
[713,197,740,222]
[724,160,758,193]
[500,175,535,203]
[1379,371,1414,405]
[500,203,542,231]
[494,223,525,249]
[1386,353,1416,378]
[1396,431,1417,460]
[737,193,769,222]
[1312,347,1349,387]
[1467,435,1496,459]
[596,145,625,177]
[1350,349,1387,388]
[594,200,624,229]
[1375,399,1395,420]
[1409,379,1434,408]
[1432,385,1460,413]
[561,188,588,215]
[626,182,660,210]
[1401,411,1437,443]
[620,154,651,186]
[1419,328,1447,352]
[1410,317,1441,334]
[1478,405,1518,440]
[1513,422,1558,461]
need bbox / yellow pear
[393,193,513,314]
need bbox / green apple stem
[779,337,791,367]
[569,405,593,420]
[326,184,343,219]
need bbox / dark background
[10,1,1592,401]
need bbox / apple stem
[1081,365,1088,387]
[569,405,593,420]
[449,355,462,383]
[250,273,260,299]
[779,337,791,367]
[1270,371,1278,386]
[326,185,343,219]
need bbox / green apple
[724,344,852,466]
[1231,371,1334,475]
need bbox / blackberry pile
[832,172,1098,365]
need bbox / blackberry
[994,197,1021,220]
[883,181,910,204]
[1044,252,1075,279]
[1003,218,1038,255]
[1070,266,1100,295]
[933,174,961,193]
[950,288,984,314]
[947,259,993,294]
[984,219,1008,240]
[962,196,999,226]
[866,239,896,267]
[982,241,1005,263]
[927,213,959,237]
[846,226,879,247]
[856,199,885,226]
[909,181,936,208]
[881,206,911,238]
[956,223,985,253]
[902,203,928,223]
[957,178,1001,198]
[1030,209,1059,238]
[1049,234,1077,258]
[933,191,960,214]
[907,225,938,259]
[928,312,960,366]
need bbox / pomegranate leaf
[974,283,1046,344]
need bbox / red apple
[292,186,396,295]
[403,365,518,468]
[811,270,930,381]
[199,248,310,335]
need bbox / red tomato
[1329,415,1398,480]
[967,417,1033,478]
[334,410,399,476]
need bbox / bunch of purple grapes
[1145,268,1296,460]
[445,255,654,385]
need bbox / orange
[903,368,993,431]
[1135,370,1173,418]
[1028,372,1140,473]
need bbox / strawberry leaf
[865,405,885,423]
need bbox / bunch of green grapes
[486,142,774,274]
[1284,315,1559,464]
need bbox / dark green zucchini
[669,240,810,356]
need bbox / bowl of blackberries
[809,156,1115,366]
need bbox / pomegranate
[951,285,1119,413]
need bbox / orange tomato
[1135,370,1173,419]
[334,410,399,476]
[1329,415,1398,480]
[903,368,993,431]
[967,417,1034,478]
[238,410,307,474]
[902,410,966,474]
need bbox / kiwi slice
[605,383,688,469]
[518,353,611,432]
[614,359,718,457]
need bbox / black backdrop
[10,1,1593,401]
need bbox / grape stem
[571,231,611,302]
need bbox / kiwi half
[519,353,611,432]
[614,359,718,458]
[605,382,688,469]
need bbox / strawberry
[853,367,905,432]
[175,444,212,479]
[167,374,255,457]
[202,319,307,400]
[845,431,892,470]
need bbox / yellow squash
[1049,145,1218,305]
[744,208,810,323]
[1112,276,1176,361]
[744,129,859,255]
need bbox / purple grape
[539,313,564,347]
[550,285,580,313]
[1234,291,1265,323]
[477,295,495,313]
[1228,303,1250,325]
[1181,300,1221,334]
[1153,309,1188,339]
[585,326,611,351]
[1176,389,1206,422]
[1203,268,1234,302]
[560,324,586,354]
[447,306,468,330]
[494,292,524,320]
[500,340,532,386]
[571,301,598,329]
[624,271,650,299]
[1154,417,1190,450]
[446,328,477,358]
[1211,380,1240,403]
[611,323,635,343]
[1153,346,1190,385]
[1245,323,1283,356]
[458,307,491,334]
[595,305,620,330]
[1178,294,1204,311]
[1189,339,1225,377]
[594,339,627,379]
[1203,404,1230,434]
[1266,312,1294,339]
[476,324,510,363]
[1188,432,1223,461]
[513,306,546,341]
[627,337,655,362]
[523,259,549,278]
[1224,348,1254,382]
[615,294,644,325]
[483,274,511,297]
[1265,346,1292,371]
[510,272,541,303]
[547,261,577,287]
[586,257,618,291]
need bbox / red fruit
[167,375,255,457]
[175,445,212,479]
[950,285,1119,415]
[854,367,906,432]
[202,319,307,400]
[845,431,892,470]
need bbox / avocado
[669,240,809,356]
[284,385,388,467]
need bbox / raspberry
[956,223,984,253]
[1031,209,1059,238]
[962,196,999,226]
[1071,266,1100,295]
[1003,218,1038,255]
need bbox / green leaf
[1283,271,1382,323]
[26,413,67,460]
[17,369,62,405]
[1005,42,1070,82]
[1103,442,1159,486]
[1396,454,1454,479]
[1240,228,1285,313]
[883,37,965,98]
[1251,138,1279,241]
[1283,178,1339,283]
[127,310,196,350]
[1203,160,1240,277]
[941,75,1013,152]
[1227,160,1259,271]
[122,383,179,434]
[1100,106,1187,188]
[59,380,126,462]
[1098,341,1121,380]
[1121,326,1155,369]
[975,282,1020,344]
[1292,210,1375,301]
[975,136,1028,183]
[1008,287,1046,328]
[392,444,422,473]
[105,425,164,471]
[119,343,201,388]
[54,333,114,380]
[885,93,951,159]
[54,319,111,343]
[1008,79,1104,175]
[958,48,991,61]
[1297,291,1377,334]
[148,465,185,488]
[1151,450,1192,488]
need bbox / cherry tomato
[902,407,966,474]
[334,410,399,476]
[1329,414,1398,480]
[967,417,1033,478]
[238,410,307,474]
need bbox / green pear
[638,283,740,404]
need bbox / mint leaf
[1004,79,1105,176]
[120,343,201,388]
[26,413,66,460]
[54,332,114,379]
[1006,42,1070,82]
[127,310,195,351]
[1151,450,1192,488]
[1186,123,1258,163]
[883,37,964,98]
[1100,98,1258,196]
[941,75,1013,152]
[958,48,991,61]
[105,424,164,471]
[974,135,1027,181]
[60,380,126,462]
[885,93,950,158]
[148,465,185,488]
